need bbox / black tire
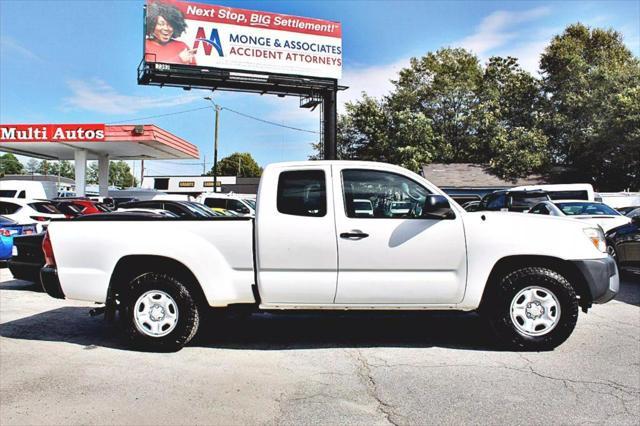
[121,272,200,352]
[484,267,579,351]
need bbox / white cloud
[62,78,202,114]
[0,36,42,62]
[456,7,551,56]
[339,58,410,110]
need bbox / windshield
[555,202,620,216]
[0,190,17,197]
[243,199,256,209]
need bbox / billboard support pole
[213,105,220,193]
[323,81,338,160]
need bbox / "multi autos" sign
[0,124,106,142]
[144,0,342,79]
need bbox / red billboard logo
[193,27,224,56]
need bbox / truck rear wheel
[486,267,579,350]
[122,272,200,351]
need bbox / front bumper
[571,256,619,304]
[40,266,65,299]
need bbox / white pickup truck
[41,161,619,351]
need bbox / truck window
[485,193,506,210]
[17,190,26,198]
[277,170,326,217]
[0,190,17,197]
[203,198,226,209]
[342,169,430,218]
[227,199,250,214]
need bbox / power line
[106,102,320,135]
[106,106,211,124]
[220,106,320,134]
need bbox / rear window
[548,190,589,200]
[0,190,17,197]
[28,202,61,214]
[277,170,326,217]
[510,193,549,209]
[0,202,21,215]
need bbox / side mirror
[422,195,455,219]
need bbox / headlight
[583,227,607,253]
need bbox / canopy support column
[98,154,109,198]
[74,149,87,197]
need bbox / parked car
[0,198,66,232]
[478,190,550,212]
[0,216,37,266]
[118,200,218,218]
[0,180,57,199]
[53,199,112,216]
[116,208,179,218]
[616,206,640,216]
[511,184,595,201]
[42,161,618,351]
[197,193,255,216]
[625,208,640,219]
[528,200,631,232]
[211,208,239,217]
[606,215,640,277]
[8,233,45,283]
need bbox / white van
[197,192,256,216]
[511,184,595,201]
[0,180,57,200]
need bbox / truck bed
[48,216,256,306]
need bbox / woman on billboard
[145,1,196,65]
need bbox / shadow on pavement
[615,277,640,307]
[0,279,43,292]
[0,306,508,352]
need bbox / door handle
[340,231,369,239]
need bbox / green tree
[0,153,24,175]
[25,159,40,174]
[476,56,549,181]
[540,23,640,190]
[322,48,547,179]
[87,161,137,188]
[208,152,262,177]
[390,48,484,162]
[36,160,75,178]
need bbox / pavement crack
[349,349,403,426]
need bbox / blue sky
[1,0,639,177]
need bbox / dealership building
[0,124,199,197]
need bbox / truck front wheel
[486,267,579,350]
[122,273,200,351]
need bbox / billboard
[144,0,342,79]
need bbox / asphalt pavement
[0,268,638,425]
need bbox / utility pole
[204,96,220,193]
[202,154,206,176]
[140,159,144,186]
[238,156,241,177]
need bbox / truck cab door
[256,165,338,304]
[332,166,467,305]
